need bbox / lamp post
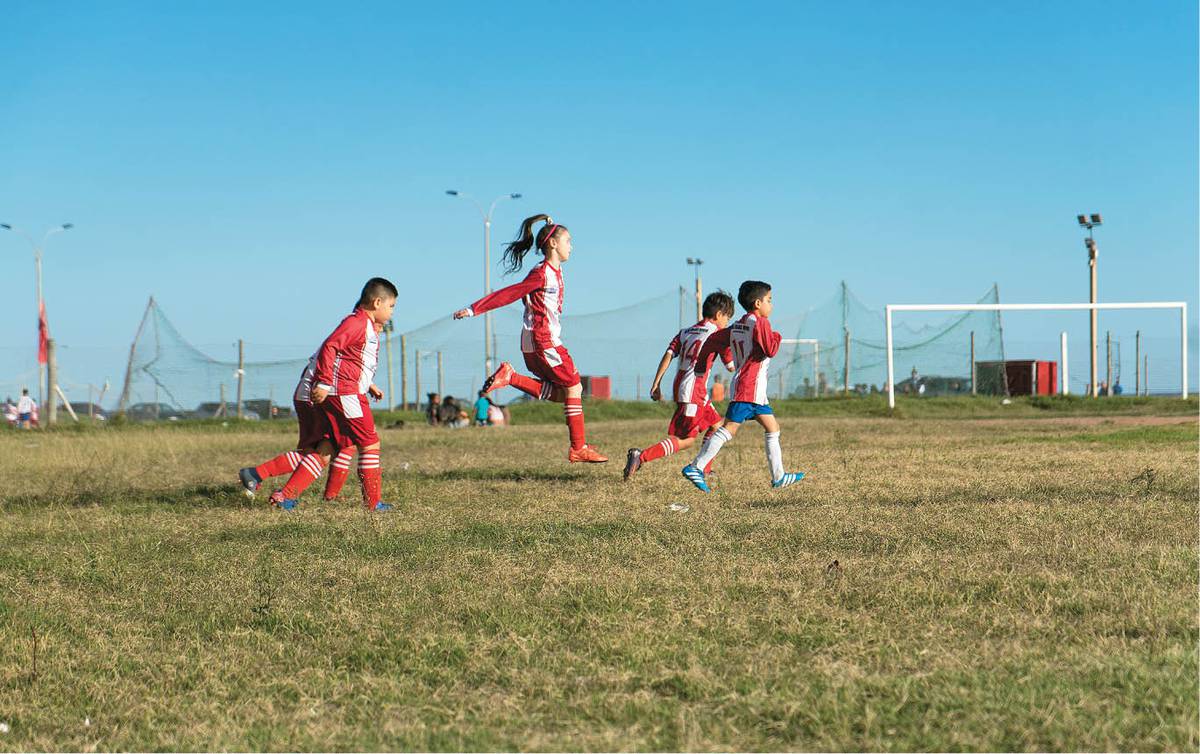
[447,190,522,379]
[1,222,73,409]
[686,257,704,321]
[1076,213,1102,397]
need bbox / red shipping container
[581,376,612,400]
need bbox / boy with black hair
[681,280,805,492]
[268,277,398,511]
[624,290,736,480]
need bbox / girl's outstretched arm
[453,268,543,319]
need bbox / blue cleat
[268,490,298,510]
[681,464,711,493]
[238,467,262,497]
[371,502,393,512]
[772,472,806,489]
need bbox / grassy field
[0,398,1197,750]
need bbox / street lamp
[446,190,522,378]
[1,222,73,409]
[686,257,704,321]
[1076,213,1103,397]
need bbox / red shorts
[523,345,582,389]
[320,393,379,449]
[294,399,329,450]
[667,401,722,439]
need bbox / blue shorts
[18,412,31,422]
[725,401,773,423]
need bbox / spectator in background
[1113,381,1124,395]
[487,402,507,426]
[474,390,494,426]
[438,395,461,426]
[426,393,442,425]
[711,374,727,404]
[17,389,36,430]
[4,397,16,427]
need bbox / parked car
[193,402,260,420]
[125,402,185,421]
[68,402,107,420]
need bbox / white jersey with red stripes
[293,354,318,403]
[700,312,782,405]
[313,308,380,397]
[465,260,564,353]
[667,320,734,404]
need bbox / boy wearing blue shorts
[682,280,805,493]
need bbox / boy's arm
[312,314,361,400]
[754,316,782,357]
[649,333,681,401]
[648,350,676,402]
[454,268,542,319]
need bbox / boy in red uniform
[237,354,358,502]
[624,290,735,480]
[682,280,805,492]
[267,277,398,511]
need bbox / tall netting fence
[117,291,686,415]
[771,283,1006,397]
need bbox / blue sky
[1,1,1196,394]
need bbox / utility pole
[1077,213,1103,397]
[843,328,851,395]
[1135,330,1141,395]
[686,258,704,321]
[400,334,408,411]
[0,222,73,410]
[970,330,977,395]
[236,339,245,419]
[383,321,395,411]
[447,190,522,380]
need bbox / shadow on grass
[0,483,255,512]
[414,468,582,483]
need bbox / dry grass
[0,411,1196,751]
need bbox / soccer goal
[776,338,820,398]
[885,301,1189,409]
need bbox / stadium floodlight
[686,258,704,320]
[1076,211,1103,395]
[0,222,74,413]
[446,189,522,378]
[884,301,1188,409]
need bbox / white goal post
[885,302,1189,409]
[779,338,820,395]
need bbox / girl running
[453,214,607,463]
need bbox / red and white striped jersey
[667,320,734,404]
[698,313,782,405]
[465,260,563,353]
[293,354,318,403]
[314,308,380,397]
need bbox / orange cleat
[482,362,515,394]
[568,444,609,463]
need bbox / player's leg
[482,361,553,400]
[270,439,334,509]
[527,347,604,462]
[355,441,389,511]
[241,399,322,496]
[683,404,749,492]
[322,446,356,501]
[754,412,805,488]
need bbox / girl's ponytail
[502,214,566,274]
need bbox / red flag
[37,301,50,365]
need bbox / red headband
[539,223,558,248]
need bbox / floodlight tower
[446,190,522,379]
[1,222,73,409]
[686,258,704,321]
[1076,213,1103,397]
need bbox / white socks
[692,427,732,470]
[765,431,784,482]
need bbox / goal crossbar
[885,301,1188,408]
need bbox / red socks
[255,450,301,479]
[640,436,681,464]
[324,448,354,500]
[509,373,548,399]
[358,450,382,509]
[281,453,326,498]
[564,398,586,450]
